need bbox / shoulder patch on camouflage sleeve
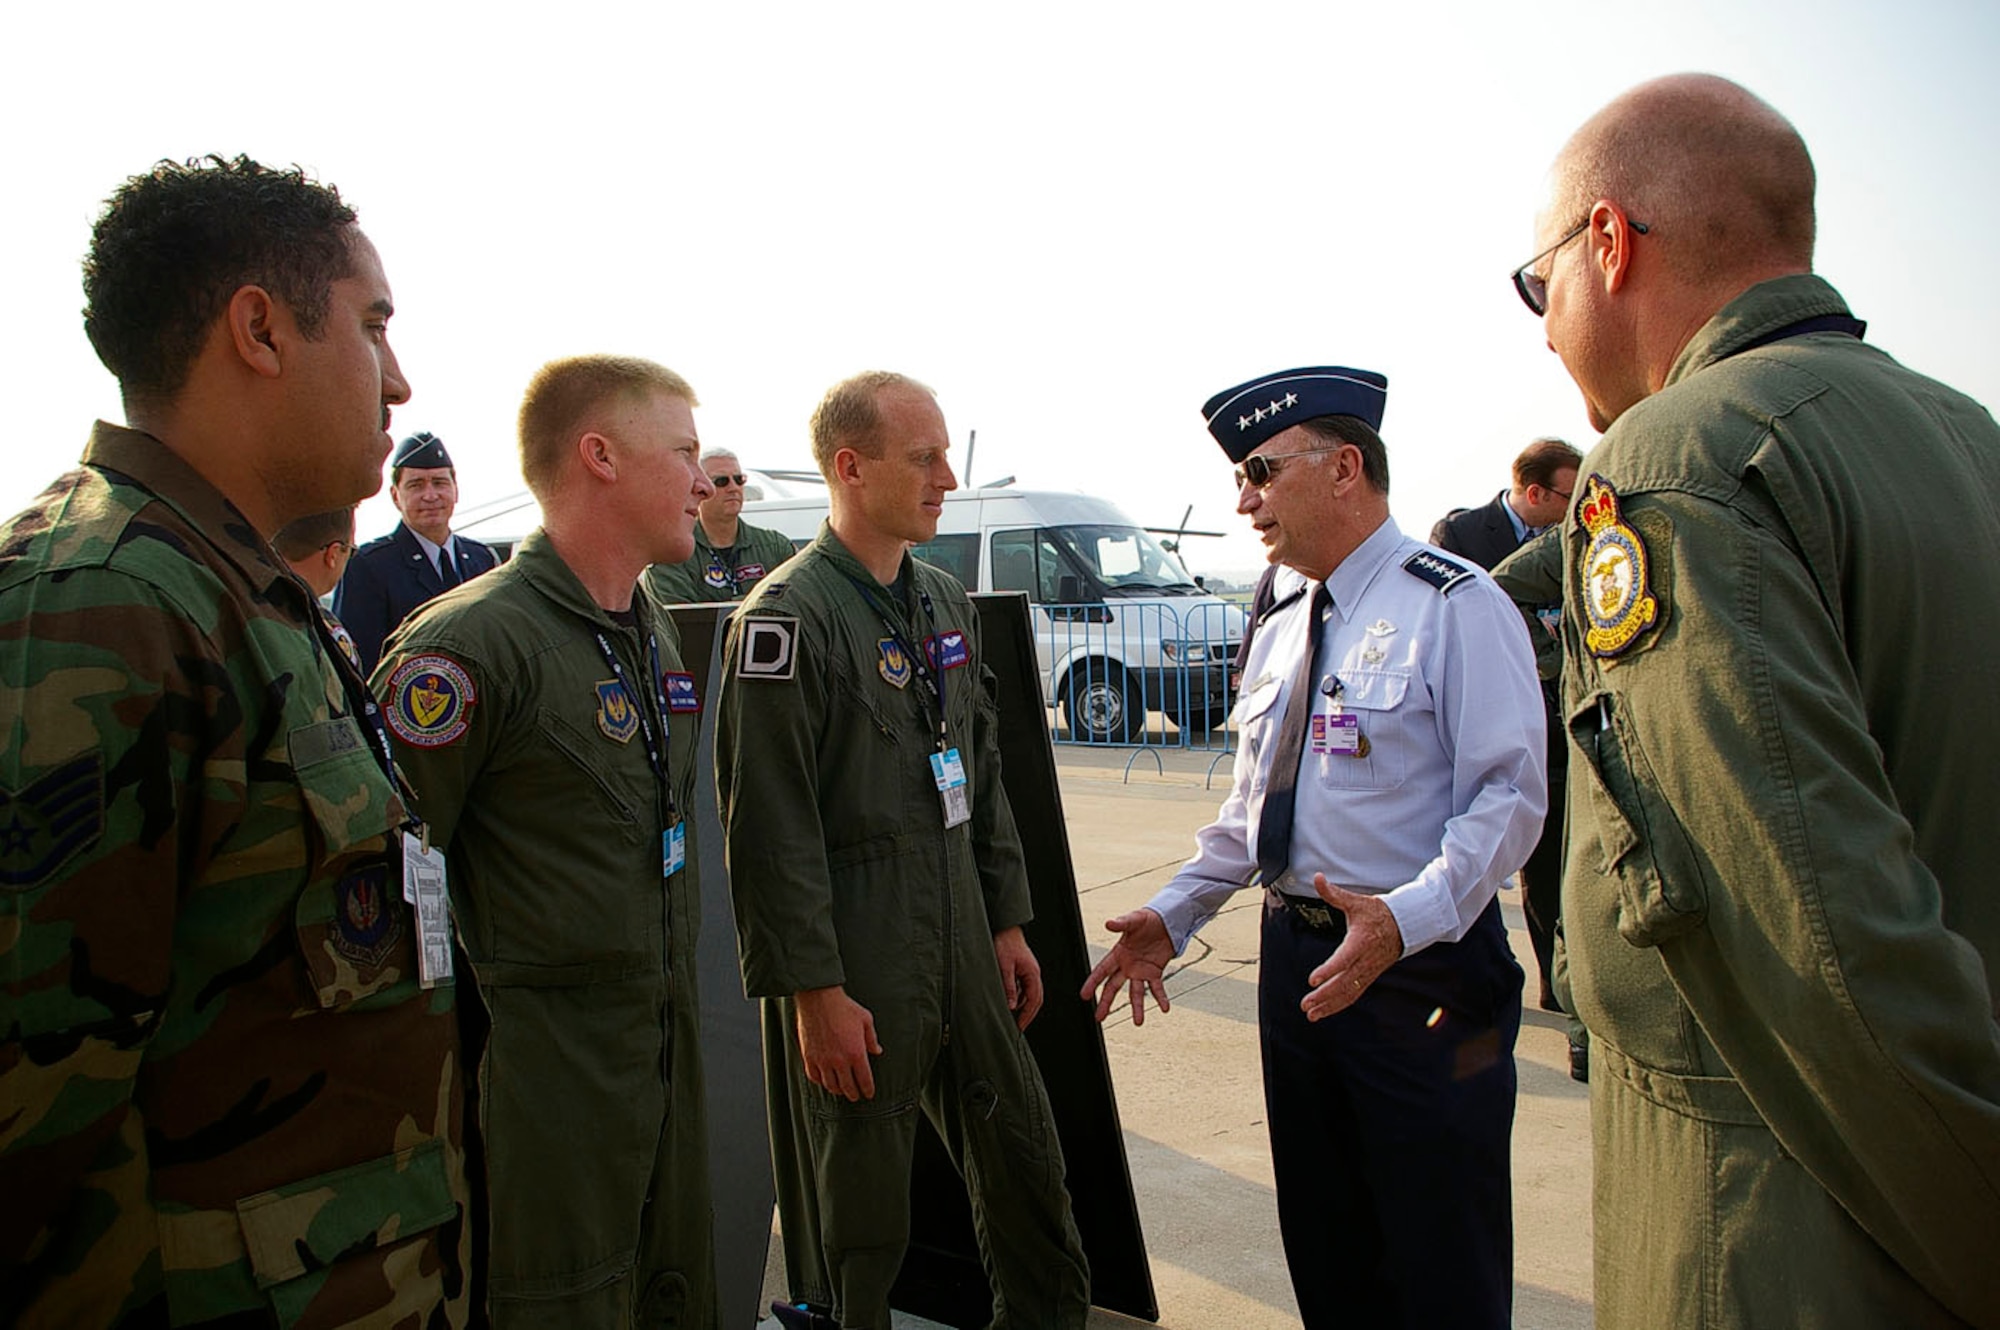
[0,752,104,890]
[736,617,798,680]
[1402,549,1476,594]
[384,654,477,747]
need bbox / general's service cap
[1201,366,1389,462]
[392,431,453,471]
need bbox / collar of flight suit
[79,420,307,609]
[509,525,665,634]
[809,521,923,623]
[1664,274,1854,391]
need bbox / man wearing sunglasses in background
[1083,366,1546,1329]
[1517,74,2000,1329]
[645,446,797,603]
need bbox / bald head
[1552,74,1815,283]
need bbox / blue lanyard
[838,567,951,750]
[592,628,679,822]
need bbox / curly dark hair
[82,155,359,402]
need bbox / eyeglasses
[709,473,747,488]
[1233,445,1344,489]
[320,540,356,555]
[1543,486,1572,503]
[1510,217,1649,316]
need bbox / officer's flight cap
[1201,367,1389,463]
[391,431,453,472]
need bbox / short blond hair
[808,371,934,480]
[518,355,697,499]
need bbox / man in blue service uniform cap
[1084,365,1547,1329]
[335,430,499,671]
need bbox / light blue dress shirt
[1146,517,1547,957]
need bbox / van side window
[911,533,979,590]
[990,530,1037,595]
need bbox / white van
[745,488,1245,743]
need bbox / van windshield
[1047,524,1200,597]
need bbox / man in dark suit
[1430,437,1579,1011]
[334,431,499,671]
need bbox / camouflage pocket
[236,1137,459,1327]
[294,743,416,1007]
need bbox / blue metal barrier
[1038,601,1239,753]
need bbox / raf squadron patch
[331,861,403,968]
[1402,549,1475,594]
[1576,474,1659,658]
[878,637,913,689]
[737,616,798,680]
[386,655,476,748]
[662,671,701,713]
[925,629,970,670]
[0,752,104,890]
[596,679,640,742]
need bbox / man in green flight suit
[375,355,719,1327]
[1516,74,2000,1327]
[0,157,469,1327]
[644,446,797,604]
[716,371,1089,1330]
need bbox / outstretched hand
[1300,874,1403,1021]
[1079,908,1175,1025]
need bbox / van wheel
[1062,666,1141,744]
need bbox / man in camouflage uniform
[0,157,468,1326]
[716,371,1089,1330]
[1520,75,2000,1326]
[377,356,719,1327]
[643,446,795,604]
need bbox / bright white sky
[5,0,1995,581]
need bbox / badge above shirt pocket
[1313,667,1410,791]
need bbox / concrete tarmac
[759,745,1594,1329]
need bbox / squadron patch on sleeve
[1575,474,1660,658]
[385,655,476,748]
[737,617,798,680]
[877,638,913,689]
[662,670,701,713]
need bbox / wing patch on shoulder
[1402,549,1476,594]
[737,617,798,680]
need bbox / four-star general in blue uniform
[1088,365,1547,1329]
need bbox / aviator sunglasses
[1234,445,1345,489]
[709,473,748,487]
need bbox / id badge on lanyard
[401,829,455,988]
[930,746,971,828]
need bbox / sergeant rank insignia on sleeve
[1575,474,1659,658]
[386,655,476,748]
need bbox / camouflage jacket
[0,424,468,1328]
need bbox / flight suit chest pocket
[1314,668,1409,790]
[535,704,646,838]
[291,729,415,1008]
[1234,677,1285,790]
[1566,690,1707,946]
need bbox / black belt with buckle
[1266,887,1347,935]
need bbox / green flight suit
[376,528,716,1328]
[0,424,468,1328]
[644,518,797,604]
[1558,276,2000,1328]
[715,525,1089,1330]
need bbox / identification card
[663,822,687,878]
[1310,712,1362,756]
[930,747,972,829]
[402,830,455,988]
